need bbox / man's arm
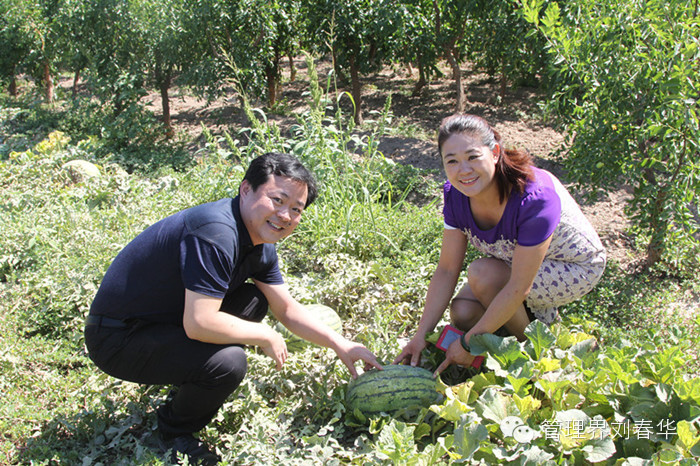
[256,281,382,378]
[182,289,288,369]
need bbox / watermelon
[274,304,342,352]
[345,365,439,417]
[62,160,100,183]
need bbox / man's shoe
[159,433,220,465]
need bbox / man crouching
[85,152,381,464]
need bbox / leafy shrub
[522,0,700,273]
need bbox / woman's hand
[433,337,475,378]
[393,335,428,367]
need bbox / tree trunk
[43,61,54,103]
[500,72,507,100]
[446,48,465,113]
[72,68,81,98]
[266,65,278,107]
[158,73,173,138]
[288,54,296,81]
[645,186,666,267]
[643,135,689,268]
[8,72,17,96]
[266,52,281,107]
[349,53,363,125]
[412,61,427,96]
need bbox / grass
[2,71,699,464]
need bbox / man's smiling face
[239,174,308,245]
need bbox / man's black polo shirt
[90,197,283,325]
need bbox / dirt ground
[140,58,636,268]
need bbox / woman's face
[441,132,499,200]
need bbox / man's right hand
[392,336,427,367]
[260,328,288,370]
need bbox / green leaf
[535,357,561,372]
[525,320,556,360]
[652,449,685,464]
[375,420,417,462]
[431,396,471,422]
[581,435,617,463]
[470,371,499,393]
[506,375,531,397]
[677,420,700,453]
[476,387,518,423]
[674,378,700,404]
[513,394,542,420]
[537,378,572,410]
[519,445,556,464]
[470,333,526,369]
[452,412,489,462]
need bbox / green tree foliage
[395,0,442,95]
[466,0,549,96]
[2,0,63,102]
[433,0,472,112]
[522,0,700,273]
[0,0,34,95]
[185,0,302,107]
[235,0,303,107]
[79,0,146,111]
[304,0,402,125]
[51,0,92,97]
[131,0,200,134]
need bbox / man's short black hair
[242,152,318,207]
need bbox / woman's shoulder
[526,167,558,191]
[513,167,560,207]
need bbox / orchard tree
[53,0,92,97]
[131,0,200,135]
[396,0,442,95]
[3,0,64,102]
[523,0,700,272]
[80,0,147,112]
[184,0,279,106]
[0,0,33,95]
[433,0,472,112]
[466,0,549,98]
[304,0,402,125]
[234,0,303,107]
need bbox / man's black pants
[84,284,267,438]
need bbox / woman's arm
[394,229,468,365]
[466,236,552,341]
[433,236,552,376]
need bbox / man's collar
[231,195,255,250]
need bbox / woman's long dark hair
[438,114,534,203]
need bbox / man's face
[239,175,308,245]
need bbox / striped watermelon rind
[274,304,342,352]
[345,365,439,417]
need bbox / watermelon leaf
[475,387,519,424]
[375,420,417,463]
[525,320,556,361]
[452,412,489,461]
[469,333,525,369]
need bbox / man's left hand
[334,339,383,379]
